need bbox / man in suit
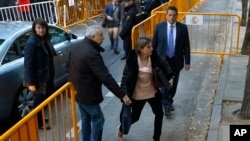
[152,6,190,117]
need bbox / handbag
[121,104,131,135]
[153,68,170,90]
[153,68,164,89]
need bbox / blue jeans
[160,86,172,110]
[78,103,104,141]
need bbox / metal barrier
[0,82,78,141]
[132,11,241,68]
[85,0,105,19]
[151,0,202,21]
[56,0,87,28]
[56,0,107,28]
[0,1,57,24]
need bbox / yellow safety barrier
[0,82,78,141]
[151,0,202,21]
[56,0,87,28]
[132,11,241,68]
[85,0,105,19]
[56,0,107,28]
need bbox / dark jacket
[103,2,121,27]
[121,50,174,98]
[23,35,56,91]
[119,3,138,40]
[67,38,126,104]
[152,21,190,71]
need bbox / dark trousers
[161,56,180,109]
[119,91,163,141]
[33,77,54,122]
[122,38,132,57]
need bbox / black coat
[121,50,174,98]
[67,38,125,104]
[23,35,56,90]
[119,4,138,40]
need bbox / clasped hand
[122,95,132,105]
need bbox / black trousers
[33,77,54,122]
[119,91,163,141]
[122,38,132,57]
[165,56,180,104]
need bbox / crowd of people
[66,1,190,141]
[21,0,190,141]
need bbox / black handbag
[101,18,106,28]
[121,104,131,135]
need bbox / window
[0,39,4,46]
[2,31,31,64]
[49,26,67,45]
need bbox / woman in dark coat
[117,37,175,141]
[23,18,56,129]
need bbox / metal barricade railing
[0,82,78,141]
[56,0,106,28]
[132,11,241,68]
[56,0,87,28]
[0,1,57,24]
[85,0,105,19]
[151,0,202,21]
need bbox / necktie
[113,3,116,10]
[168,25,174,58]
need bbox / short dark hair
[32,18,50,40]
[134,37,151,55]
[166,6,178,14]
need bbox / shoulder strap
[112,4,118,15]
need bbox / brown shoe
[164,109,171,117]
[117,125,123,141]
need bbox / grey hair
[85,25,103,37]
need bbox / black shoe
[114,50,119,54]
[38,122,51,130]
[170,105,174,111]
[121,56,127,60]
[38,117,50,130]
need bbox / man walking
[67,25,131,141]
[152,6,190,117]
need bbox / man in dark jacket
[120,0,138,60]
[67,25,131,141]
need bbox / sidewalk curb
[207,56,229,141]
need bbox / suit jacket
[152,21,190,71]
[67,38,125,104]
[103,2,121,27]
